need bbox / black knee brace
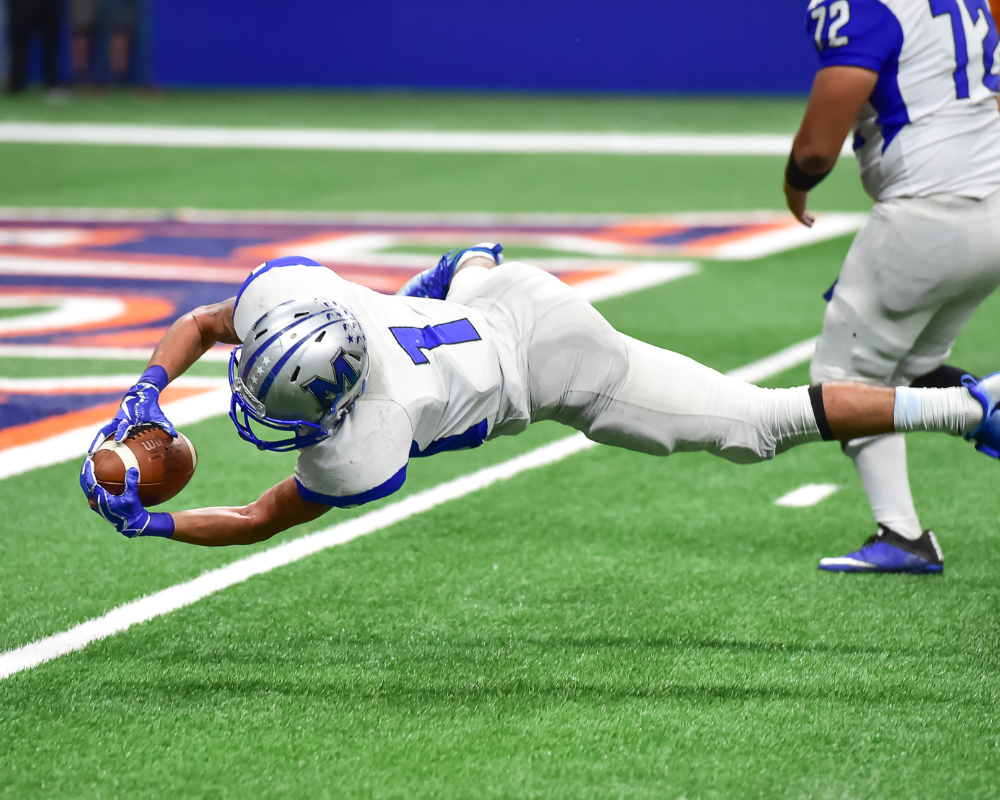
[808,384,835,441]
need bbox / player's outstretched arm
[89,297,242,447]
[147,296,241,384]
[81,464,333,544]
[785,66,878,227]
[169,477,332,547]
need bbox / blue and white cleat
[397,242,503,300]
[818,526,943,574]
[963,371,1000,459]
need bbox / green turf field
[1,91,998,799]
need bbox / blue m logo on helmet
[303,353,362,409]
[229,297,370,452]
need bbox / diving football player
[785,0,1000,572]
[81,248,1000,561]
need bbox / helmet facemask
[228,299,369,452]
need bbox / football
[91,424,198,507]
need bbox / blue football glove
[80,460,174,539]
[89,365,176,452]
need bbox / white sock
[769,386,824,454]
[893,386,983,436]
[843,434,922,540]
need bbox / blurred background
[1,0,817,95]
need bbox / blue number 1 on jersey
[390,319,481,365]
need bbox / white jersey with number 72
[806,0,1000,200]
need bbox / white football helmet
[229,298,369,451]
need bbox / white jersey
[807,0,1000,200]
[231,260,827,508]
[233,263,524,507]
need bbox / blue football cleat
[963,371,1000,459]
[818,526,943,574]
[397,242,503,300]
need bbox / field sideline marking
[775,483,840,508]
[0,344,232,362]
[0,336,817,682]
[0,375,226,391]
[0,123,855,157]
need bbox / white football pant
[450,262,820,463]
[811,188,1000,538]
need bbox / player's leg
[812,193,1000,571]
[397,244,503,299]
[581,335,987,459]
[468,262,829,458]
[811,202,930,539]
[586,336,821,460]
[448,255,992,463]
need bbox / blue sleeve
[805,0,902,73]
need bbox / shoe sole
[818,563,943,574]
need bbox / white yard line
[775,483,840,508]
[0,206,858,227]
[0,435,592,681]
[0,254,250,284]
[0,343,233,362]
[0,375,227,391]
[726,337,816,384]
[708,215,866,261]
[0,337,817,681]
[0,295,126,335]
[0,123,855,157]
[568,262,699,302]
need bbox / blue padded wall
[152,1,818,94]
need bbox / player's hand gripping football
[89,365,176,452]
[80,460,174,538]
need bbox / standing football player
[80,248,1000,550]
[785,0,1000,573]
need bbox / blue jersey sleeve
[805,0,903,73]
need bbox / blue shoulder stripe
[409,419,488,458]
[294,465,407,508]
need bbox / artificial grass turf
[0,412,573,654]
[0,231,856,652]
[2,266,998,799]
[0,306,53,320]
[0,357,228,379]
[0,89,812,133]
[1,430,997,799]
[1,93,998,797]
[0,144,872,216]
